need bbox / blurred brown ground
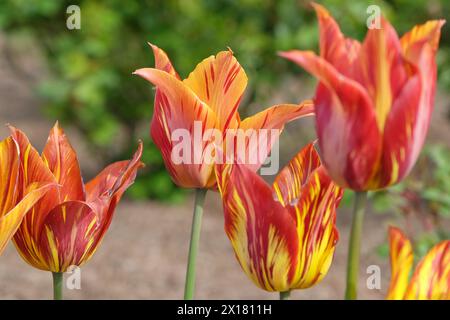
[0,34,448,300]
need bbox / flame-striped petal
[386,227,414,300]
[0,136,54,255]
[134,67,218,188]
[381,20,445,187]
[237,102,314,173]
[31,201,97,272]
[273,142,321,206]
[279,50,382,190]
[149,43,180,78]
[41,122,85,202]
[312,3,360,76]
[9,127,60,261]
[405,240,450,300]
[217,162,299,292]
[85,141,143,251]
[183,49,247,131]
[216,142,342,292]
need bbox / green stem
[345,191,368,300]
[184,188,207,300]
[280,290,291,300]
[52,272,63,300]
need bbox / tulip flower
[134,44,314,189]
[10,124,143,299]
[134,44,314,299]
[280,3,444,191]
[387,227,449,299]
[216,142,342,298]
[280,3,445,299]
[0,135,55,256]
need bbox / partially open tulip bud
[0,135,55,255]
[387,227,449,300]
[280,3,445,191]
[134,44,314,189]
[216,143,342,293]
[11,123,143,272]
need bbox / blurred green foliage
[0,0,448,201]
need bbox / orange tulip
[11,124,143,272]
[134,44,314,189]
[387,227,449,300]
[0,135,55,255]
[216,142,342,292]
[280,3,445,190]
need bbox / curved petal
[400,20,445,62]
[280,50,381,190]
[272,142,321,207]
[34,201,98,272]
[385,21,444,183]
[0,139,56,255]
[84,142,143,256]
[9,127,61,258]
[0,137,20,218]
[1,182,55,255]
[386,226,414,300]
[183,49,248,130]
[148,43,180,78]
[236,102,314,173]
[405,240,450,300]
[379,75,422,187]
[216,162,298,292]
[354,17,413,133]
[312,2,361,76]
[289,166,342,289]
[41,122,85,201]
[134,68,218,188]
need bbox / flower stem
[280,290,291,300]
[345,191,368,300]
[52,272,63,300]
[184,188,207,300]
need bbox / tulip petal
[401,20,445,60]
[382,21,444,185]
[355,18,411,132]
[379,75,422,186]
[0,136,54,255]
[41,122,85,202]
[148,42,180,79]
[35,200,98,272]
[272,142,321,206]
[183,50,248,130]
[85,142,143,253]
[0,182,55,255]
[386,227,414,300]
[405,240,450,300]
[289,166,342,289]
[0,137,20,218]
[237,102,314,173]
[312,2,360,76]
[279,50,381,189]
[216,162,299,292]
[9,127,62,258]
[134,68,218,188]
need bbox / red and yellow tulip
[280,3,445,191]
[0,135,55,256]
[387,227,449,300]
[134,44,314,189]
[10,124,143,272]
[216,142,342,292]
